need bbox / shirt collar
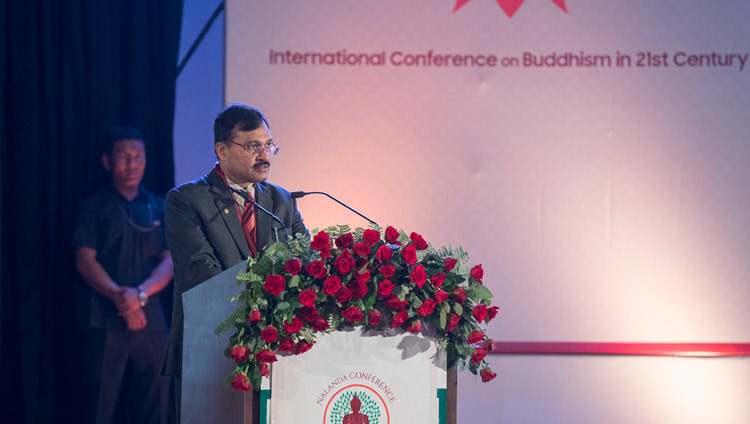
[214,162,254,205]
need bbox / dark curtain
[1,1,183,422]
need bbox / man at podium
[161,104,308,422]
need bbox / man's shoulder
[169,174,214,196]
[258,181,293,198]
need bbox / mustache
[253,161,271,169]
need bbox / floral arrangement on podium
[216,225,499,391]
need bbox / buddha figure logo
[325,385,389,424]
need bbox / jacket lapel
[207,170,249,258]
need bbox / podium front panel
[269,327,447,424]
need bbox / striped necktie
[241,192,258,257]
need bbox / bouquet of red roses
[216,225,499,391]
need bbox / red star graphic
[454,0,568,18]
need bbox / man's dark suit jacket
[161,168,307,376]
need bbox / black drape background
[1,1,183,422]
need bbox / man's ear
[215,142,226,160]
[101,154,111,171]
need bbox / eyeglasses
[225,140,279,156]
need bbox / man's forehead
[112,138,145,152]
[231,123,272,142]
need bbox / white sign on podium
[265,327,447,424]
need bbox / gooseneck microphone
[227,186,288,241]
[291,191,378,227]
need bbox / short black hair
[213,104,269,145]
[103,125,144,155]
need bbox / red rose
[261,326,279,343]
[368,309,382,325]
[358,270,371,283]
[306,260,328,279]
[410,232,429,250]
[342,306,365,323]
[380,265,395,278]
[335,286,352,303]
[320,249,331,259]
[362,229,380,247]
[472,304,488,323]
[231,374,252,391]
[447,313,461,332]
[347,280,368,299]
[353,242,369,256]
[385,226,401,245]
[384,295,408,310]
[417,299,436,316]
[470,264,484,284]
[284,258,302,275]
[310,231,331,251]
[277,337,295,352]
[452,287,466,303]
[391,310,408,327]
[298,306,319,323]
[468,330,484,344]
[444,257,458,272]
[407,320,422,333]
[247,309,261,324]
[376,245,392,262]
[471,347,488,364]
[335,232,354,248]
[401,245,417,265]
[487,306,499,322]
[434,289,449,303]
[322,276,342,296]
[255,349,278,363]
[410,264,427,288]
[430,273,446,288]
[283,317,303,334]
[259,362,270,378]
[484,338,495,351]
[298,289,317,307]
[230,345,250,362]
[377,280,395,298]
[313,318,330,331]
[334,250,355,274]
[480,367,497,382]
[293,340,314,355]
[264,275,286,296]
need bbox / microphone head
[290,191,306,199]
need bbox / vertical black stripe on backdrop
[4,1,46,422]
[55,3,93,422]
[0,1,182,423]
[0,0,20,421]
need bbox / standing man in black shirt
[73,126,173,424]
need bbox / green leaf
[453,303,463,316]
[276,301,290,312]
[300,328,314,343]
[288,275,300,289]
[215,307,247,336]
[472,284,493,300]
[363,289,377,309]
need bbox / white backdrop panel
[223,0,750,343]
